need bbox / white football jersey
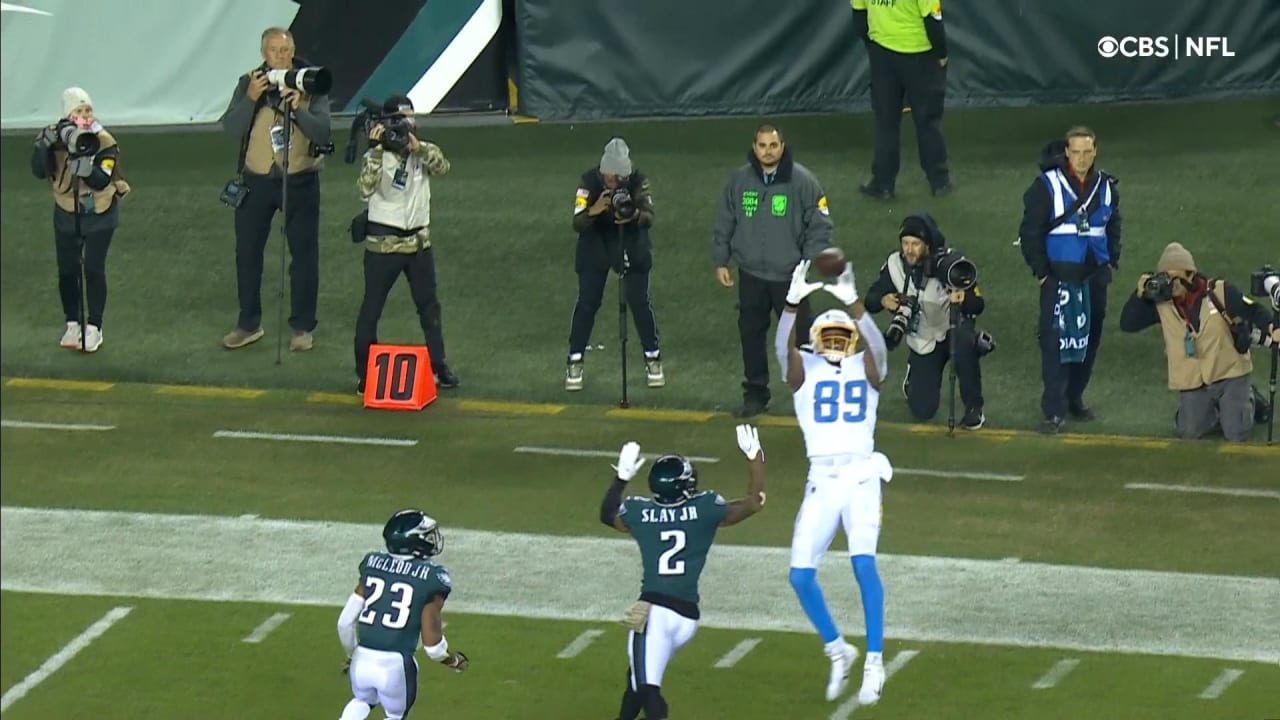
[793,348,879,459]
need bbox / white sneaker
[59,322,81,349]
[824,641,859,701]
[80,324,103,353]
[858,655,885,705]
[645,358,665,388]
[564,361,584,391]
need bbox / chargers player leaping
[776,259,894,705]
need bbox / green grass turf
[3,97,1278,438]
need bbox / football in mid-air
[814,247,846,277]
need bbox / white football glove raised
[824,263,859,305]
[612,441,646,482]
[736,424,764,462]
[786,260,824,306]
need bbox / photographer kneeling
[351,95,457,394]
[865,212,988,429]
[31,87,131,353]
[1119,242,1277,442]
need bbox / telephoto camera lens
[56,121,99,156]
[611,189,637,220]
[1142,272,1174,302]
[265,66,333,95]
[934,250,977,291]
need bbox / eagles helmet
[383,509,443,558]
[648,455,698,506]
[809,309,860,363]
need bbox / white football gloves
[824,263,859,306]
[612,441,646,482]
[736,424,764,461]
[786,260,824,306]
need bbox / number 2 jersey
[793,348,879,459]
[618,491,728,617]
[356,551,453,656]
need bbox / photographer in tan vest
[219,27,331,351]
[1119,242,1278,441]
[30,87,131,353]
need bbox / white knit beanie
[62,87,93,117]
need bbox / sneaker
[857,655,885,705]
[356,377,366,396]
[1038,416,1065,435]
[223,327,264,349]
[59,321,81,349]
[733,398,769,419]
[960,407,985,430]
[825,641,859,701]
[565,361,584,391]
[645,358,665,388]
[1252,385,1271,425]
[289,330,314,352]
[1068,402,1095,421]
[434,365,460,389]
[858,180,894,201]
[80,324,103,353]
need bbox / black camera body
[927,248,977,291]
[344,99,417,163]
[610,188,638,222]
[1250,264,1280,310]
[52,119,100,157]
[1142,271,1175,302]
[885,295,921,351]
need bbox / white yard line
[513,446,1023,481]
[0,606,132,712]
[829,650,920,719]
[713,638,762,668]
[1125,483,1280,501]
[514,446,720,463]
[1,419,115,432]
[242,612,292,643]
[1032,658,1080,689]
[213,430,417,448]
[556,629,606,659]
[1196,668,1244,699]
[3,507,1279,664]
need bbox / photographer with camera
[1019,125,1121,434]
[1118,243,1277,442]
[350,95,457,393]
[565,137,662,392]
[30,87,131,353]
[218,27,331,352]
[864,212,987,429]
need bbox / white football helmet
[809,309,860,363]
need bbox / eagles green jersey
[355,552,452,656]
[619,491,728,604]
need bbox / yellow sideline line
[155,385,265,399]
[5,378,114,391]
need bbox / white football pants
[344,646,418,720]
[628,604,698,689]
[790,454,884,568]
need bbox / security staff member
[712,124,832,418]
[353,96,458,394]
[1019,126,1121,434]
[566,137,662,392]
[219,27,331,352]
[852,0,951,199]
[30,87,131,354]
[1119,243,1277,441]
[864,212,986,429]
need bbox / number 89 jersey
[793,349,879,459]
[355,551,453,657]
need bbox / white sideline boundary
[1125,482,1280,501]
[1,419,115,432]
[0,606,132,711]
[213,430,417,448]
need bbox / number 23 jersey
[793,349,879,459]
[355,551,452,656]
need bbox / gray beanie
[600,137,632,176]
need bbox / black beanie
[898,211,946,249]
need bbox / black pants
[739,269,813,405]
[904,325,983,421]
[568,266,659,357]
[867,41,950,190]
[354,249,447,381]
[1038,274,1109,420]
[55,228,113,328]
[233,172,321,333]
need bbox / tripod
[1268,308,1278,445]
[946,304,960,436]
[273,102,294,365]
[617,228,630,409]
[71,174,89,353]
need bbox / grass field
[2,96,1278,719]
[1,379,1277,719]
